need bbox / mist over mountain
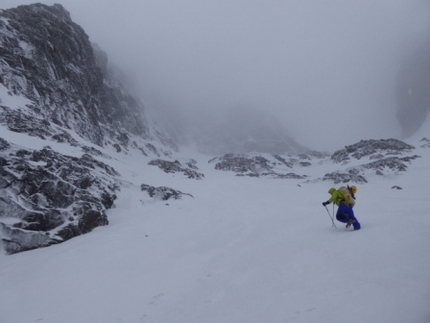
[396,34,430,138]
[197,107,305,155]
[163,105,306,155]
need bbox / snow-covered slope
[0,122,429,322]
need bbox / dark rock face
[0,138,119,254]
[148,159,205,180]
[140,184,193,201]
[0,4,176,152]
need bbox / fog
[2,1,430,151]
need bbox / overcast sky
[1,1,430,151]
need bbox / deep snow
[0,122,430,323]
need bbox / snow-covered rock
[0,138,119,254]
[331,139,415,164]
[140,184,193,201]
[209,153,311,179]
[322,139,419,183]
[419,137,430,148]
[0,3,176,152]
[148,159,205,180]
[0,3,177,253]
[208,139,422,185]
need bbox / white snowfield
[0,123,429,323]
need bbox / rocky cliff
[0,3,177,150]
[0,3,177,254]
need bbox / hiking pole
[324,205,337,229]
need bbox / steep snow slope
[0,130,429,323]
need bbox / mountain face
[0,3,176,149]
[0,3,177,254]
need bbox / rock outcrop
[0,138,119,254]
[331,139,415,164]
[209,139,422,185]
[209,153,310,179]
[141,184,193,201]
[322,139,419,184]
[148,159,205,180]
[0,4,177,254]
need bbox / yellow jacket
[328,187,355,207]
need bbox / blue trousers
[336,203,361,230]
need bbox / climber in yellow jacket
[323,185,360,230]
